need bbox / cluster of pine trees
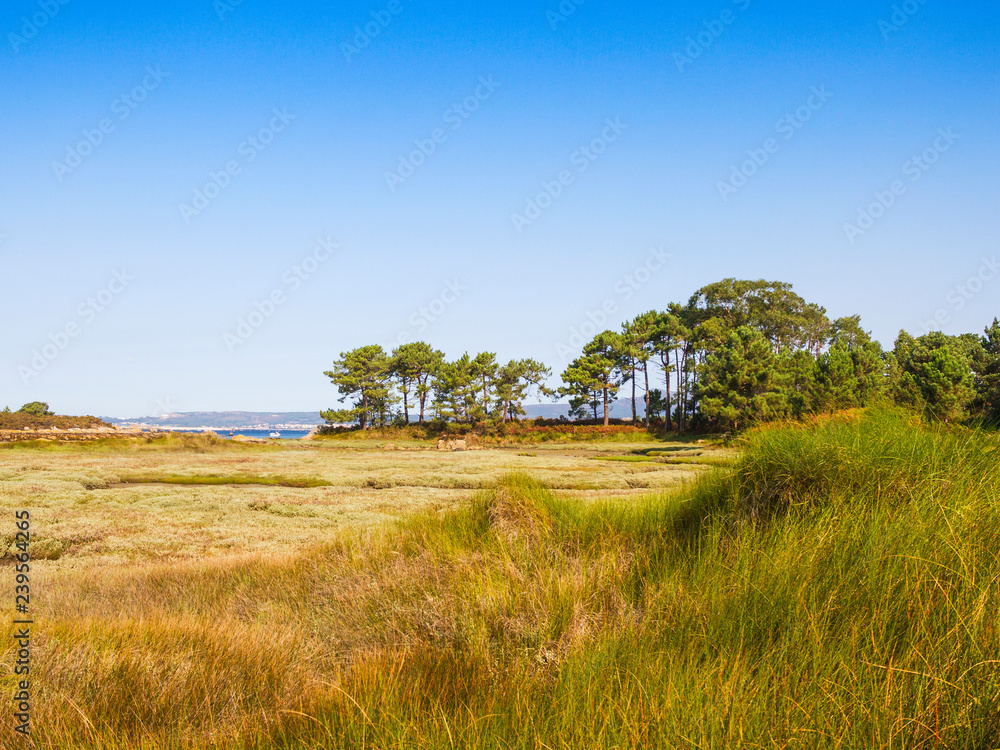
[322,346,552,428]
[323,278,1000,431]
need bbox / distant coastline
[102,401,648,431]
[101,411,323,431]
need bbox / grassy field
[0,433,716,569]
[1,411,998,748]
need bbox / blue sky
[2,0,998,416]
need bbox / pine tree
[973,319,1000,422]
[698,327,789,431]
[323,346,393,429]
[390,342,445,424]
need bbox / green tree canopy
[972,319,1000,423]
[581,331,628,425]
[322,346,393,429]
[687,278,831,354]
[559,358,602,421]
[18,402,53,416]
[698,327,790,431]
[495,358,553,422]
[390,342,444,424]
[623,313,659,424]
[893,331,975,422]
[469,352,499,422]
[433,354,478,424]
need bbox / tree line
[323,278,1000,431]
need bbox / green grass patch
[590,455,657,463]
[117,473,332,488]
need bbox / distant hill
[522,398,647,420]
[104,412,323,430]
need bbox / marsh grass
[0,440,703,570]
[3,408,999,747]
[117,473,333,488]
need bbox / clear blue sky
[2,0,998,417]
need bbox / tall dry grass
[2,407,999,748]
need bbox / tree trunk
[665,358,672,432]
[402,379,410,424]
[676,349,685,432]
[603,385,610,426]
[418,375,427,424]
[630,363,637,423]
[643,360,650,427]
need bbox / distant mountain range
[105,400,648,430]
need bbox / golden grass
[14,420,995,748]
[0,438,711,569]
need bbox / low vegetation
[3,407,997,747]
[0,432,271,453]
[0,411,111,431]
[318,420,680,445]
[116,473,333,488]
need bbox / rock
[383,443,396,451]
[453,439,467,451]
[233,435,265,444]
[437,439,448,451]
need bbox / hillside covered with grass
[4,408,999,748]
